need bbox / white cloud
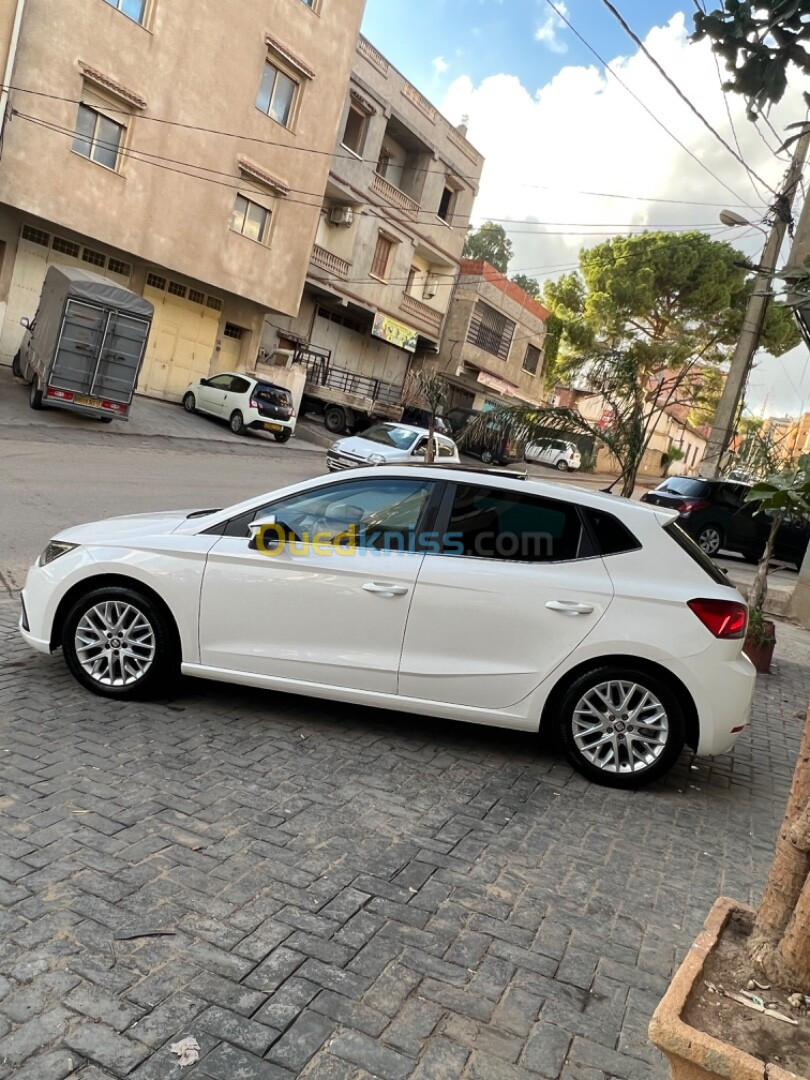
[441,12,810,415]
[535,1,569,54]
[432,55,450,76]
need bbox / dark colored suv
[641,476,809,568]
[445,407,519,465]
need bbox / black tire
[183,392,196,413]
[556,459,569,471]
[696,523,723,557]
[61,586,178,700]
[29,376,43,410]
[555,665,685,789]
[324,406,347,434]
[97,416,114,424]
[481,449,494,465]
[229,410,246,435]
[11,351,21,378]
[273,430,292,443]
[740,548,761,565]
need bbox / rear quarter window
[582,509,641,556]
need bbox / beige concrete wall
[0,0,365,315]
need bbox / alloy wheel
[571,679,670,776]
[698,526,722,556]
[74,601,156,687]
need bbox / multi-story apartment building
[422,259,549,411]
[262,36,484,430]
[0,0,365,400]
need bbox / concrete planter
[648,897,806,1080]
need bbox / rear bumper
[247,416,296,434]
[690,650,756,756]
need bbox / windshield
[361,425,419,450]
[655,478,710,498]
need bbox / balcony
[311,245,350,279]
[400,292,442,334]
[371,172,419,220]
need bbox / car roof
[367,423,434,436]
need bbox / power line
[599,0,776,195]
[540,0,760,212]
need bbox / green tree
[466,231,800,496]
[404,371,448,464]
[693,2,810,118]
[462,222,513,273]
[510,274,541,297]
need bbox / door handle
[363,582,409,597]
[545,600,594,615]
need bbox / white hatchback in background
[327,422,460,471]
[526,438,582,471]
[182,372,296,442]
[19,465,755,790]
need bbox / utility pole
[700,127,810,478]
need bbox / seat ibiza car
[19,466,755,789]
[182,371,296,442]
[327,423,459,471]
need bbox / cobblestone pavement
[1,603,808,1080]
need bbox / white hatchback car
[526,438,582,471]
[182,371,296,442]
[19,466,755,789]
[327,423,460,471]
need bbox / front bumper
[326,451,365,471]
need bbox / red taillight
[102,401,127,414]
[688,599,747,639]
[679,498,710,513]
[249,398,259,409]
[47,387,74,401]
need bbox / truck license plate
[264,422,283,432]
[74,395,104,409]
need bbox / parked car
[327,423,460,471]
[444,407,480,434]
[641,476,810,567]
[400,406,452,436]
[20,465,754,789]
[526,438,582,472]
[182,372,295,442]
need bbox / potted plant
[741,456,810,674]
[649,701,810,1079]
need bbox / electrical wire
[540,0,761,212]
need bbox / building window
[72,103,124,170]
[107,258,131,276]
[466,301,516,361]
[256,60,299,128]
[206,296,223,312]
[103,0,147,24]
[370,234,394,280]
[52,236,81,257]
[167,281,187,297]
[224,323,244,340]
[523,344,541,376]
[21,225,49,247]
[189,289,205,304]
[341,105,367,156]
[230,194,271,243]
[82,248,106,268]
[377,146,392,178]
[146,273,166,289]
[438,185,456,222]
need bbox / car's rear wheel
[481,449,494,464]
[273,430,292,443]
[556,666,685,788]
[29,376,43,410]
[183,392,196,413]
[62,587,177,699]
[324,405,348,434]
[556,459,569,471]
[696,524,723,557]
[230,410,246,435]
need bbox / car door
[198,476,439,693]
[196,374,234,417]
[398,482,614,709]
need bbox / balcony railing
[311,245,350,279]
[371,173,419,219]
[400,292,442,334]
[358,36,389,75]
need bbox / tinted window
[664,522,731,586]
[254,383,291,407]
[442,485,583,562]
[716,483,748,509]
[207,375,233,390]
[583,509,641,556]
[655,478,710,498]
[230,376,251,394]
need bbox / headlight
[39,541,78,566]
[368,453,386,465]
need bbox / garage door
[0,225,133,366]
[138,275,221,401]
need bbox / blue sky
[361,0,688,102]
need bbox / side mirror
[248,514,277,550]
[19,317,29,329]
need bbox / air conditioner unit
[329,205,354,228]
[422,275,438,300]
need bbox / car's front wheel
[183,392,196,413]
[62,587,177,699]
[696,524,723,557]
[556,667,685,788]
